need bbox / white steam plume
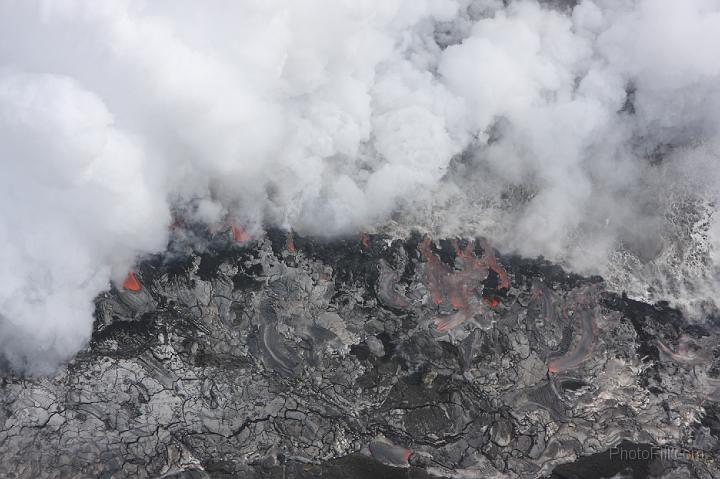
[1,0,720,372]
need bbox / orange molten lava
[231,224,251,242]
[286,231,296,253]
[360,232,369,249]
[484,297,499,308]
[122,271,141,291]
[479,239,510,289]
[420,236,506,331]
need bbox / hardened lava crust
[1,228,719,478]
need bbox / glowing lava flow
[122,271,142,292]
[478,239,510,289]
[231,224,251,243]
[484,297,499,308]
[286,231,296,253]
[367,437,411,467]
[360,232,369,250]
[418,237,509,332]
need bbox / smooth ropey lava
[3,1,720,478]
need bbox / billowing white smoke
[1,0,719,372]
[0,72,170,372]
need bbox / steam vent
[4,1,720,478]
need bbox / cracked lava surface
[1,229,720,478]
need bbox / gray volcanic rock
[1,230,719,478]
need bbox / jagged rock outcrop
[1,229,719,478]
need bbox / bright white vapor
[1,0,720,372]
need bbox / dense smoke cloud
[1,0,719,372]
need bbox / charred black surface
[244,453,438,479]
[550,441,663,479]
[600,293,685,362]
[504,254,601,291]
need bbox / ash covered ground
[1,228,720,479]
